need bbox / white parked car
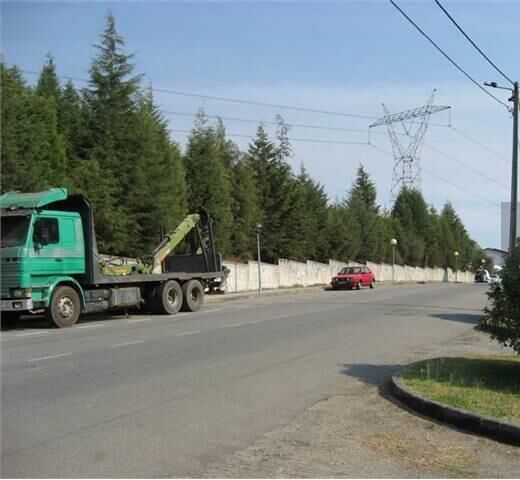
[489,273,502,285]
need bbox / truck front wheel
[181,280,204,312]
[47,286,81,328]
[154,280,183,315]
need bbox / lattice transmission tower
[369,91,450,201]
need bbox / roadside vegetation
[1,13,489,269]
[401,356,520,424]
[483,241,520,354]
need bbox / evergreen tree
[1,63,66,192]
[344,165,381,263]
[184,112,233,255]
[285,166,329,261]
[324,203,361,262]
[83,12,143,254]
[246,124,295,262]
[391,187,430,265]
[229,157,259,259]
[35,53,61,100]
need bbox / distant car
[331,266,375,290]
[489,273,502,285]
[475,268,491,283]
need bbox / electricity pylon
[370,91,450,201]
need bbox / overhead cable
[20,68,379,120]
[370,143,501,207]
[423,142,508,187]
[434,0,514,85]
[388,0,510,110]
[170,129,369,146]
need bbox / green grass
[401,356,520,424]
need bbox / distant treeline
[0,13,489,271]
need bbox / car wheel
[356,280,362,290]
[370,280,375,289]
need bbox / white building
[483,247,507,267]
[501,202,520,250]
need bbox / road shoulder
[204,328,520,478]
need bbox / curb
[390,364,520,447]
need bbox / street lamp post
[256,224,262,295]
[391,238,398,283]
[484,80,519,251]
[454,251,459,283]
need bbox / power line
[20,68,509,176]
[434,0,514,86]
[170,129,369,146]
[163,110,377,135]
[448,126,510,164]
[153,87,378,120]
[423,142,508,187]
[168,110,506,185]
[388,0,510,110]
[370,143,501,207]
[20,70,379,121]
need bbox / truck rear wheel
[47,286,81,328]
[181,280,204,312]
[154,280,183,315]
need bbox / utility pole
[256,224,262,295]
[484,80,519,251]
[510,81,519,251]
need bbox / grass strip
[401,355,520,424]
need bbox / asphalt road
[1,283,489,478]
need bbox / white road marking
[111,340,146,348]
[28,352,72,362]
[222,322,247,328]
[16,331,48,337]
[77,324,105,329]
[174,330,200,336]
[127,318,152,323]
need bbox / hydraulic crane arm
[146,213,200,274]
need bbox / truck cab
[1,189,86,320]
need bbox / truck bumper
[1,299,33,311]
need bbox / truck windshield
[1,215,30,247]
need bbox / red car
[331,266,375,290]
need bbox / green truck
[0,188,224,328]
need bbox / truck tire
[47,286,81,328]
[154,280,183,315]
[181,280,204,312]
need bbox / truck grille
[1,260,23,298]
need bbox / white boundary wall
[223,258,473,293]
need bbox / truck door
[31,216,64,277]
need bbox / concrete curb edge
[390,363,520,447]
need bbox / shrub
[484,241,520,354]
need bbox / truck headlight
[11,288,31,298]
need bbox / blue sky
[2,0,519,249]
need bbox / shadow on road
[429,312,483,325]
[340,362,400,388]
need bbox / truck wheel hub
[167,291,176,306]
[58,296,74,318]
